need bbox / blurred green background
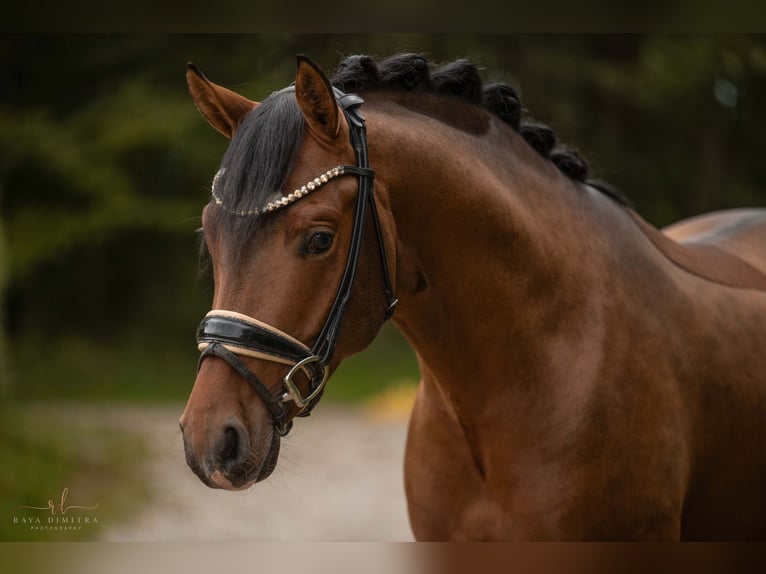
[2,34,766,540]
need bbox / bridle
[196,87,398,437]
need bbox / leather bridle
[196,87,398,436]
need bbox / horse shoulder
[404,376,507,540]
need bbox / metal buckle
[280,355,329,412]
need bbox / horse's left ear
[294,54,341,142]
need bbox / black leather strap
[197,314,310,365]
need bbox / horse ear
[186,63,258,139]
[294,54,341,142]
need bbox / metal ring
[280,355,329,412]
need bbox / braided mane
[331,54,628,206]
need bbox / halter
[196,87,398,436]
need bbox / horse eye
[306,232,334,254]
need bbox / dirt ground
[98,399,414,541]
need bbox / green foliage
[0,79,208,283]
[0,216,8,397]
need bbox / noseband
[196,88,398,436]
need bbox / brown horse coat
[181,55,766,540]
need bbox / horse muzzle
[181,411,281,490]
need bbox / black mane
[211,53,628,244]
[332,54,628,205]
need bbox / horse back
[623,208,766,291]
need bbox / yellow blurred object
[363,380,418,421]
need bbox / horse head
[179,56,397,490]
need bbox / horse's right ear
[186,63,259,139]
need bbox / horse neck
[366,102,679,420]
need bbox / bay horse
[179,53,766,540]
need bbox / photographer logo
[13,487,99,532]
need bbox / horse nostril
[218,425,244,469]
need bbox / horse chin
[254,428,281,482]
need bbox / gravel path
[99,402,414,541]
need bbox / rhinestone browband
[211,165,349,217]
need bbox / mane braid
[329,53,629,206]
